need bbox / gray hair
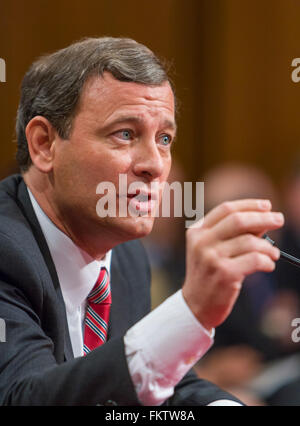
[16,37,173,172]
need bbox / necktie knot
[88,266,111,304]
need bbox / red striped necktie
[83,266,111,355]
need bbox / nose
[132,139,166,181]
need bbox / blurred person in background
[276,160,300,300]
[193,163,300,405]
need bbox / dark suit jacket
[0,174,242,405]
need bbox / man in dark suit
[0,37,284,405]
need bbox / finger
[217,233,280,260]
[229,251,277,277]
[213,210,284,241]
[203,199,272,229]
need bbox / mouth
[124,189,158,215]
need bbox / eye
[114,129,133,141]
[159,134,172,146]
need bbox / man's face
[51,72,176,248]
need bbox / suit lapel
[16,179,74,361]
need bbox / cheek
[52,143,97,199]
[93,156,133,189]
[69,145,132,188]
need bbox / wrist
[181,286,213,334]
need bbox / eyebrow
[103,115,177,134]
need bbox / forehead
[77,72,176,124]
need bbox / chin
[117,216,155,241]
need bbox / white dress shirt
[28,188,241,406]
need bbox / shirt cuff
[124,290,214,406]
[207,400,243,406]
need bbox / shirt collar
[27,188,112,312]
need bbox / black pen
[263,234,300,268]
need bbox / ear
[25,116,57,173]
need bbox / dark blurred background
[1,0,300,182]
[2,0,300,406]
